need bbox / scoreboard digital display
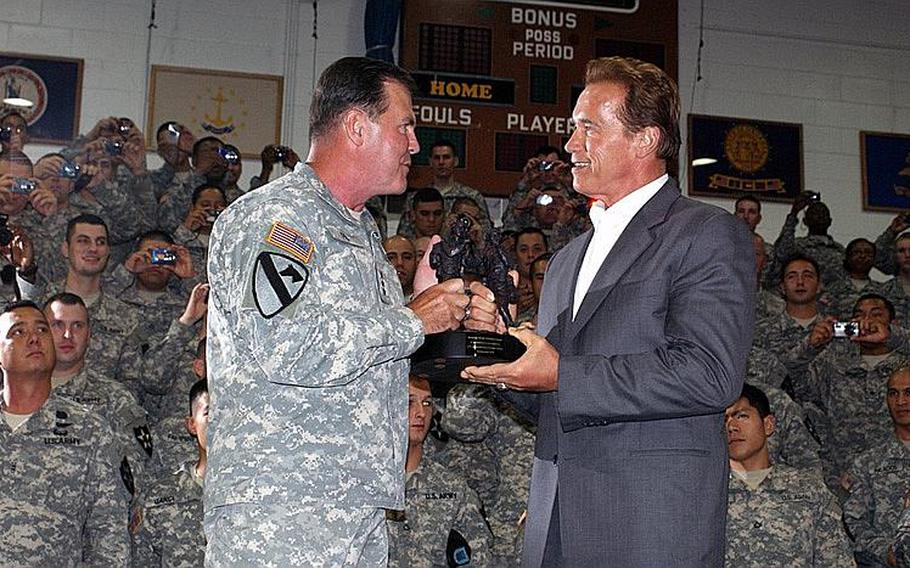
[400,0,677,197]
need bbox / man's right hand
[408,278,470,334]
[179,282,210,326]
[889,212,910,234]
[807,316,836,348]
[183,208,209,233]
[790,192,814,215]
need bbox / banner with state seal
[687,114,803,202]
[0,52,83,144]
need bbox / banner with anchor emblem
[146,64,283,159]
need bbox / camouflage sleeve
[844,460,891,562]
[157,173,203,234]
[763,213,800,289]
[501,181,534,233]
[239,297,423,388]
[172,225,209,282]
[129,490,161,568]
[781,338,827,408]
[103,263,136,295]
[249,175,265,191]
[149,163,176,200]
[813,489,856,568]
[134,318,197,396]
[210,205,425,388]
[442,384,496,442]
[93,174,157,244]
[874,226,898,276]
[772,398,823,471]
[14,271,44,301]
[895,507,910,568]
[83,419,131,567]
[453,482,494,567]
[109,383,159,494]
[772,213,799,264]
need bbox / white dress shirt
[572,174,668,318]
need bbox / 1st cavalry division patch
[253,252,309,318]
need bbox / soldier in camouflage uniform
[825,238,887,319]
[442,383,536,566]
[58,116,159,266]
[879,232,910,326]
[44,293,158,503]
[132,379,208,567]
[156,136,228,234]
[724,384,853,567]
[768,194,847,288]
[17,214,143,392]
[147,318,207,475]
[149,121,197,200]
[171,184,225,274]
[843,366,910,567]
[753,255,834,375]
[108,230,198,338]
[0,301,130,566]
[397,141,492,240]
[205,57,501,567]
[787,294,910,485]
[750,233,785,319]
[763,386,822,472]
[873,212,910,277]
[387,377,492,567]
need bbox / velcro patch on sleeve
[265,222,315,264]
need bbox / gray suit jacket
[511,179,755,567]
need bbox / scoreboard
[400,0,678,197]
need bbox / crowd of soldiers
[2,99,910,568]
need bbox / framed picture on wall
[147,65,283,159]
[0,52,83,144]
[687,114,804,202]
[861,131,910,212]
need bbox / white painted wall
[678,0,910,250]
[0,0,366,188]
[2,0,909,248]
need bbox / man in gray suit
[463,57,755,567]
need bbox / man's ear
[636,126,661,158]
[61,240,69,260]
[185,416,196,437]
[341,108,369,147]
[763,414,776,438]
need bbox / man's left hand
[461,325,559,392]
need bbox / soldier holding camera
[150,121,197,200]
[769,192,847,288]
[157,136,229,235]
[843,366,910,567]
[250,143,300,191]
[786,293,910,492]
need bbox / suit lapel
[567,181,680,342]
[542,230,592,348]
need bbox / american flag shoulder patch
[265,222,315,264]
